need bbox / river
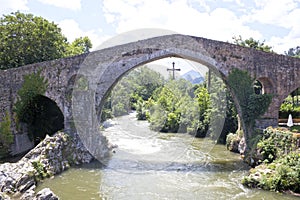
[37,113,299,199]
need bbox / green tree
[0,12,66,69]
[232,35,273,52]
[0,12,92,70]
[205,73,238,143]
[193,85,211,137]
[65,36,92,56]
[149,79,200,133]
[101,66,165,120]
[285,46,300,58]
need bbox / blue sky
[1,0,300,54]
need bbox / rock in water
[34,188,59,200]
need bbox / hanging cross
[167,62,181,80]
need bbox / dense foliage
[257,128,298,164]
[101,66,165,120]
[65,36,92,57]
[0,12,92,70]
[103,66,238,143]
[242,127,300,194]
[207,74,238,142]
[14,71,63,145]
[0,112,14,158]
[148,79,210,135]
[14,71,48,122]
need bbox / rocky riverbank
[0,131,107,199]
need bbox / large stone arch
[71,39,248,155]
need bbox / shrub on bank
[255,127,298,164]
[242,127,300,194]
[242,151,300,193]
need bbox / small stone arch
[20,94,64,145]
[255,77,275,94]
[278,86,300,122]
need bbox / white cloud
[58,19,110,50]
[0,0,29,14]
[37,0,81,10]
[250,0,298,28]
[246,0,300,53]
[102,0,261,43]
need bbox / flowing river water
[37,113,299,199]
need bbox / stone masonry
[1,34,300,154]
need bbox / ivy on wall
[227,69,272,142]
[14,70,48,123]
[0,112,14,158]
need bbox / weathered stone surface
[1,34,300,154]
[20,185,35,200]
[33,188,59,200]
[0,192,10,200]
[0,131,96,198]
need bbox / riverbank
[241,127,300,195]
[0,132,98,199]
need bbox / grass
[291,125,300,133]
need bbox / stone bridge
[1,34,300,156]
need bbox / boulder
[34,188,59,200]
[0,131,108,198]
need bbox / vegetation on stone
[227,69,272,151]
[285,46,300,58]
[14,71,64,145]
[0,112,14,159]
[232,35,273,52]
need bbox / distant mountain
[181,70,204,84]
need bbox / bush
[256,127,297,164]
[243,151,300,193]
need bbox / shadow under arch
[25,95,64,145]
